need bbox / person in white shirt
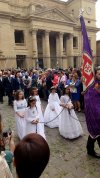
[59,71,67,87]
[22,75,32,99]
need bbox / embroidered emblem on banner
[84,62,92,75]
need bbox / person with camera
[0,114,15,171]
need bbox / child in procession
[29,87,44,130]
[44,86,61,128]
[25,96,46,139]
[13,90,27,139]
[59,85,83,139]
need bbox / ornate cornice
[67,0,97,4]
[0,9,98,34]
[0,0,66,7]
[0,0,98,34]
[47,0,66,4]
[34,8,75,22]
[0,6,77,25]
[0,0,9,3]
[74,25,100,33]
[28,15,76,26]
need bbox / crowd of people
[0,67,85,139]
[0,67,84,177]
[0,67,84,110]
[0,66,100,178]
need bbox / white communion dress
[34,95,44,128]
[25,106,46,139]
[14,99,27,139]
[44,92,61,128]
[59,95,83,139]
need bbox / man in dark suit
[12,71,23,92]
[45,70,53,100]
[0,71,5,103]
[5,71,14,106]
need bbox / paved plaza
[0,97,100,178]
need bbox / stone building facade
[96,40,100,66]
[0,0,98,69]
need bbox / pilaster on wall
[66,33,73,67]
[44,30,51,68]
[32,29,38,67]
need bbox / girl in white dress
[44,86,61,128]
[25,96,46,139]
[13,90,27,139]
[59,86,83,139]
[30,87,44,130]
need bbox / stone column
[44,30,50,68]
[59,32,63,68]
[32,29,38,67]
[42,34,46,68]
[62,35,68,69]
[66,34,73,67]
[56,34,59,68]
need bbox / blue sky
[60,0,100,40]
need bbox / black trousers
[87,135,100,154]
[8,93,13,105]
[0,93,3,103]
[97,136,100,147]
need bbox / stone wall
[0,0,98,69]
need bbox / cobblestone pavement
[0,97,100,178]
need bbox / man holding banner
[80,14,100,158]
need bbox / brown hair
[28,96,36,107]
[95,67,100,75]
[62,87,70,96]
[14,133,50,178]
[15,90,24,101]
[30,87,38,96]
[73,73,78,79]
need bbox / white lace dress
[59,95,83,139]
[44,93,61,128]
[14,99,27,139]
[25,106,46,139]
[35,95,44,128]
